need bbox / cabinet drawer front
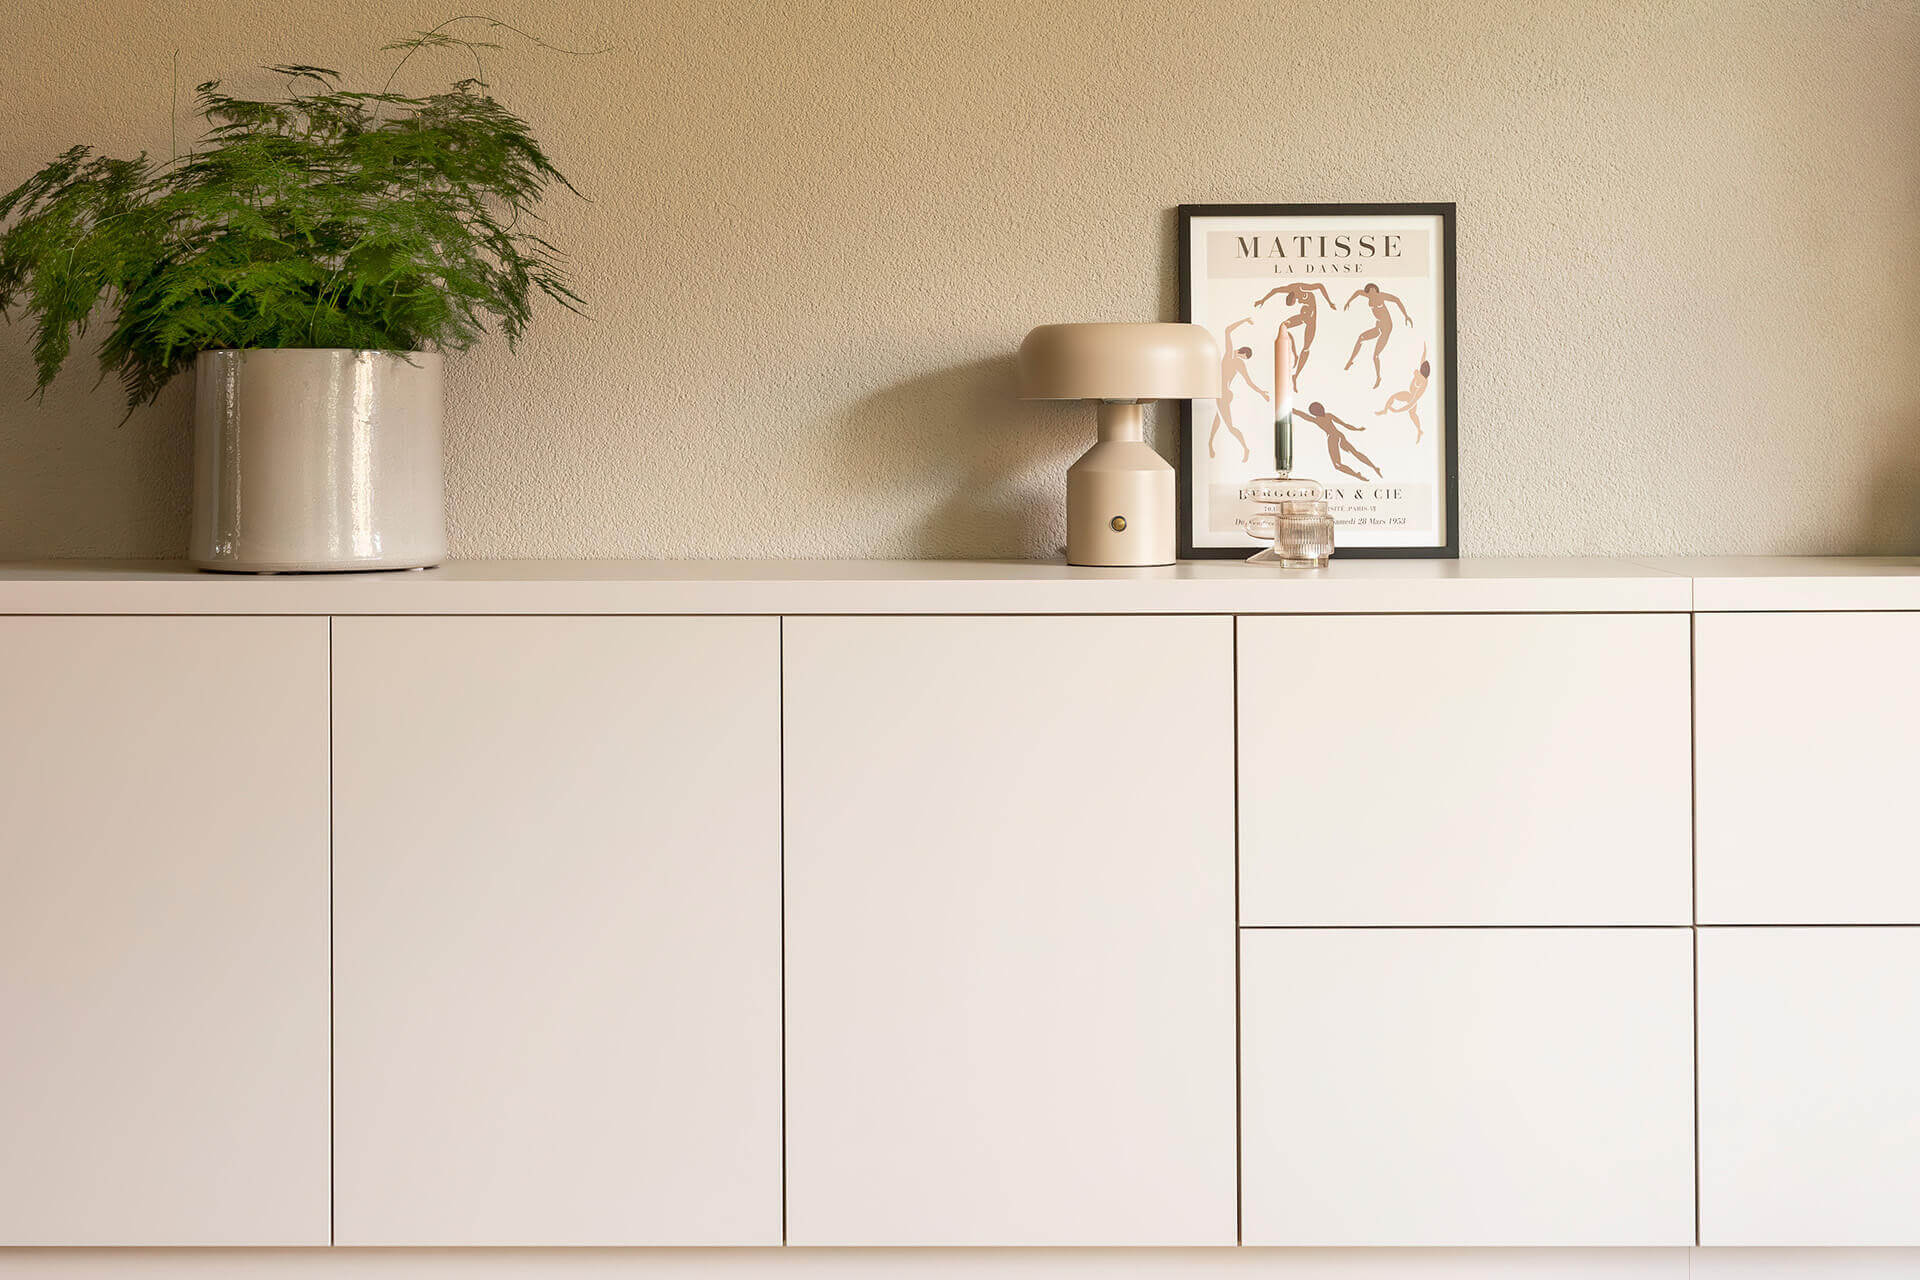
[1699,927,1920,1245]
[332,617,782,1246]
[1241,927,1696,1246]
[1238,614,1691,925]
[1697,612,1920,923]
[784,617,1236,1245]
[0,617,330,1245]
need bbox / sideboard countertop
[0,557,1915,615]
[1639,557,1920,611]
[0,557,1684,615]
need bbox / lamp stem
[1095,400,1145,443]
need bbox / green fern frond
[0,20,588,410]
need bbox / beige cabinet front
[1241,927,1696,1246]
[330,617,783,1246]
[782,616,1237,1245]
[0,617,330,1245]
[1238,613,1691,926]
[1696,611,1920,924]
[1699,926,1920,1245]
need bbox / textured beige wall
[2,0,1917,560]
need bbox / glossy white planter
[190,349,447,572]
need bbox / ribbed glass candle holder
[1245,476,1334,569]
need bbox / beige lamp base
[1018,326,1217,567]
[1066,430,1176,567]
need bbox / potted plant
[0,25,581,571]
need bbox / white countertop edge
[0,558,1695,615]
[14,555,1920,614]
[1634,557,1920,611]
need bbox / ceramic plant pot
[189,348,447,572]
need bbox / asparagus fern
[0,23,584,410]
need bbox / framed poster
[1177,203,1457,559]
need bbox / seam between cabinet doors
[1232,616,1243,1246]
[1236,924,1694,930]
[1694,922,1920,928]
[1690,612,1700,1247]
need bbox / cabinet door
[1697,612,1920,923]
[784,617,1236,1245]
[0,617,329,1245]
[1242,927,1695,1246]
[1699,927,1920,1245]
[332,617,782,1246]
[1238,614,1691,925]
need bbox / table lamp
[1018,322,1220,566]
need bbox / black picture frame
[1176,202,1458,560]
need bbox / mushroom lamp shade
[1019,322,1220,566]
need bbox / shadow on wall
[1856,410,1920,554]
[0,360,194,559]
[828,355,1092,559]
[1156,206,1182,321]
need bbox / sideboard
[3,557,1917,1260]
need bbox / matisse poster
[1177,204,1457,559]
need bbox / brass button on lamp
[1018,323,1220,566]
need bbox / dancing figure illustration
[1343,282,1413,388]
[1253,282,1336,389]
[1210,316,1268,461]
[1377,346,1430,441]
[1297,400,1381,483]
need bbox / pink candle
[1273,323,1295,422]
[1272,324,1296,471]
